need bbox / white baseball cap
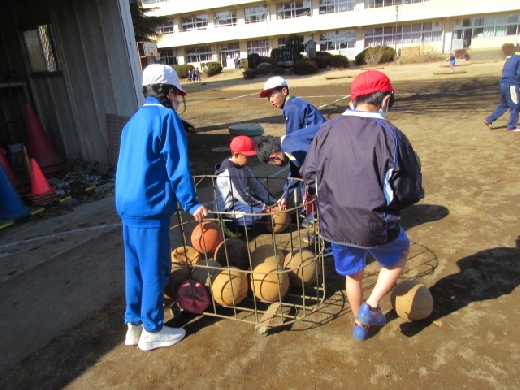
[142,64,186,95]
[259,76,288,98]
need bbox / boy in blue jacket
[116,64,208,351]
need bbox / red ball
[176,280,210,313]
[190,221,224,255]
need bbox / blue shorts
[331,227,410,276]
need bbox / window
[215,10,237,27]
[247,39,269,56]
[364,0,432,8]
[245,5,268,24]
[455,13,520,46]
[22,24,60,76]
[156,19,174,34]
[185,46,212,63]
[159,49,177,66]
[220,42,240,60]
[365,21,441,47]
[181,14,208,31]
[320,30,356,51]
[276,1,311,20]
[319,0,355,14]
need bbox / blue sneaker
[353,323,369,341]
[356,303,386,326]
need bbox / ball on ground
[164,263,190,299]
[171,245,201,266]
[210,266,248,307]
[284,249,318,286]
[250,244,285,269]
[251,262,290,302]
[190,221,224,255]
[214,238,250,269]
[176,280,210,313]
[390,280,433,321]
[191,259,222,287]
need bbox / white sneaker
[138,326,186,351]
[125,324,142,346]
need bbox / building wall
[147,0,520,67]
[0,0,141,164]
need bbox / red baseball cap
[230,135,257,156]
[350,70,394,101]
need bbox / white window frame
[186,45,212,63]
[276,1,312,20]
[181,14,208,31]
[245,5,268,24]
[320,29,356,50]
[319,0,355,14]
[214,10,237,27]
[156,19,174,34]
[220,42,240,59]
[247,39,270,56]
[159,49,177,66]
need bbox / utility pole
[394,5,399,64]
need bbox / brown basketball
[164,263,190,299]
[250,244,285,269]
[214,238,250,269]
[191,259,222,287]
[265,206,290,233]
[210,266,248,307]
[390,280,434,321]
[251,262,290,303]
[284,249,318,286]
[190,221,224,255]
[171,245,201,266]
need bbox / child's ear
[282,87,288,96]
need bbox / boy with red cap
[301,70,423,341]
[215,135,278,230]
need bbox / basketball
[214,238,250,269]
[164,263,190,299]
[390,280,434,321]
[251,262,290,303]
[176,280,210,313]
[265,206,290,233]
[190,221,224,255]
[210,266,248,307]
[171,245,201,266]
[250,244,285,269]
[191,259,222,287]
[284,249,318,286]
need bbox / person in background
[116,64,208,351]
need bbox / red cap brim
[259,87,277,98]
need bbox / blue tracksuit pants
[485,83,520,130]
[123,224,171,332]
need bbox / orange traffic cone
[24,102,63,176]
[0,146,20,186]
[29,158,54,196]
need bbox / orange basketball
[251,262,289,303]
[190,221,224,255]
[284,249,319,287]
[250,244,285,269]
[210,267,248,307]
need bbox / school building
[143,0,520,68]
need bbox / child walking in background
[448,51,456,73]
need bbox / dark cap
[350,70,394,101]
[230,136,257,156]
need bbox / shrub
[501,43,516,57]
[454,49,469,60]
[293,60,318,75]
[247,53,260,69]
[259,56,277,67]
[202,61,223,77]
[243,69,256,79]
[315,51,332,57]
[328,55,350,69]
[311,56,329,69]
[355,46,395,66]
[239,58,248,70]
[255,62,272,75]
[173,65,192,79]
[271,67,286,75]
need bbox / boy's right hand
[192,205,209,221]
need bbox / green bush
[247,53,260,69]
[328,55,350,69]
[311,56,329,69]
[454,49,469,60]
[315,51,332,57]
[203,61,223,77]
[259,56,277,67]
[243,69,256,79]
[173,65,192,79]
[502,43,516,57]
[255,63,272,75]
[355,46,395,66]
[293,60,318,75]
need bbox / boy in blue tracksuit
[116,64,208,351]
[484,51,520,132]
[260,76,325,135]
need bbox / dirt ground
[1,60,520,389]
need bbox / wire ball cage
[168,174,327,335]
